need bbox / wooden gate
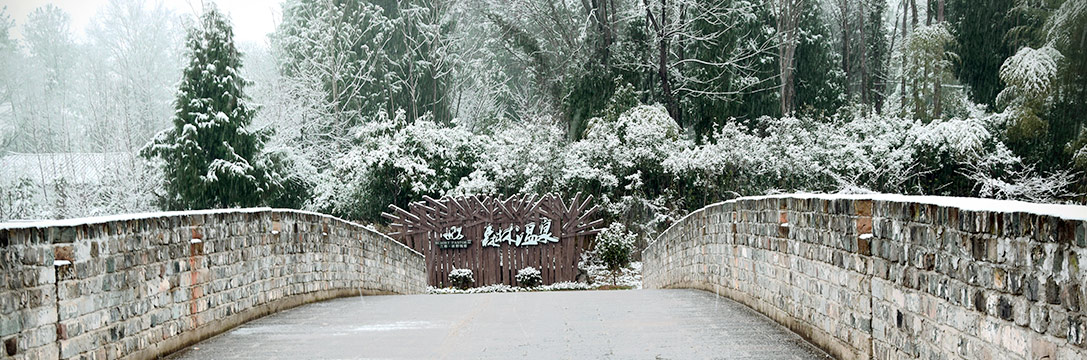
[382,193,602,287]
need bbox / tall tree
[635,0,777,129]
[85,0,183,152]
[932,0,944,118]
[0,7,18,152]
[143,6,279,210]
[862,0,889,112]
[794,1,845,115]
[947,0,1014,109]
[683,0,779,135]
[275,0,454,126]
[19,5,77,154]
[771,0,804,116]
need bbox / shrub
[595,223,636,272]
[448,268,474,289]
[516,267,542,288]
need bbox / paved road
[167,289,831,359]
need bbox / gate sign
[382,193,602,287]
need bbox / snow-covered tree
[84,0,184,152]
[316,110,480,220]
[275,0,454,126]
[892,23,965,121]
[996,45,1062,142]
[143,6,281,210]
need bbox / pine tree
[794,2,846,116]
[143,6,275,210]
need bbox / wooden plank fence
[382,193,603,287]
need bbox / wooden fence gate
[382,193,602,287]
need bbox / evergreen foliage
[948,0,1015,108]
[794,3,846,116]
[594,223,636,272]
[142,6,283,210]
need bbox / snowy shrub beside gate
[448,268,475,289]
[516,267,542,288]
[595,223,636,271]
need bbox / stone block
[1013,297,1030,327]
[54,246,74,262]
[1030,305,1049,334]
[1077,222,1086,247]
[1063,283,1082,312]
[857,217,873,238]
[3,336,15,356]
[856,200,873,217]
[998,296,1014,321]
[1026,276,1040,302]
[1070,316,1085,348]
[1048,309,1069,339]
[1045,278,1062,305]
[49,227,76,244]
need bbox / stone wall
[643,194,1087,360]
[0,208,426,360]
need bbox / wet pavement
[166,289,831,359]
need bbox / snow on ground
[428,282,595,294]
[586,262,642,289]
[428,262,643,294]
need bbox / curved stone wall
[643,194,1087,360]
[0,208,426,360]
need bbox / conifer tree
[143,6,275,210]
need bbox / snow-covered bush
[0,178,40,220]
[562,104,684,190]
[448,268,475,289]
[316,110,481,220]
[427,281,596,294]
[593,223,636,272]
[561,104,688,247]
[516,267,542,288]
[996,46,1063,142]
[453,120,566,196]
[666,116,829,202]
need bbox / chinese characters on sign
[481,218,559,247]
[382,193,603,286]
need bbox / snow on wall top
[741,193,1087,221]
[0,207,422,256]
[649,192,1087,249]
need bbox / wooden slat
[394,193,599,287]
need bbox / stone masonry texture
[0,209,426,360]
[643,195,1087,360]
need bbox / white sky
[1,0,283,45]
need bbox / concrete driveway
[166,289,830,359]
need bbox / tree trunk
[900,0,908,108]
[933,0,945,119]
[776,0,802,116]
[911,0,918,26]
[926,0,932,26]
[938,0,944,23]
[841,0,851,98]
[859,0,868,107]
[656,0,681,124]
[910,0,919,117]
